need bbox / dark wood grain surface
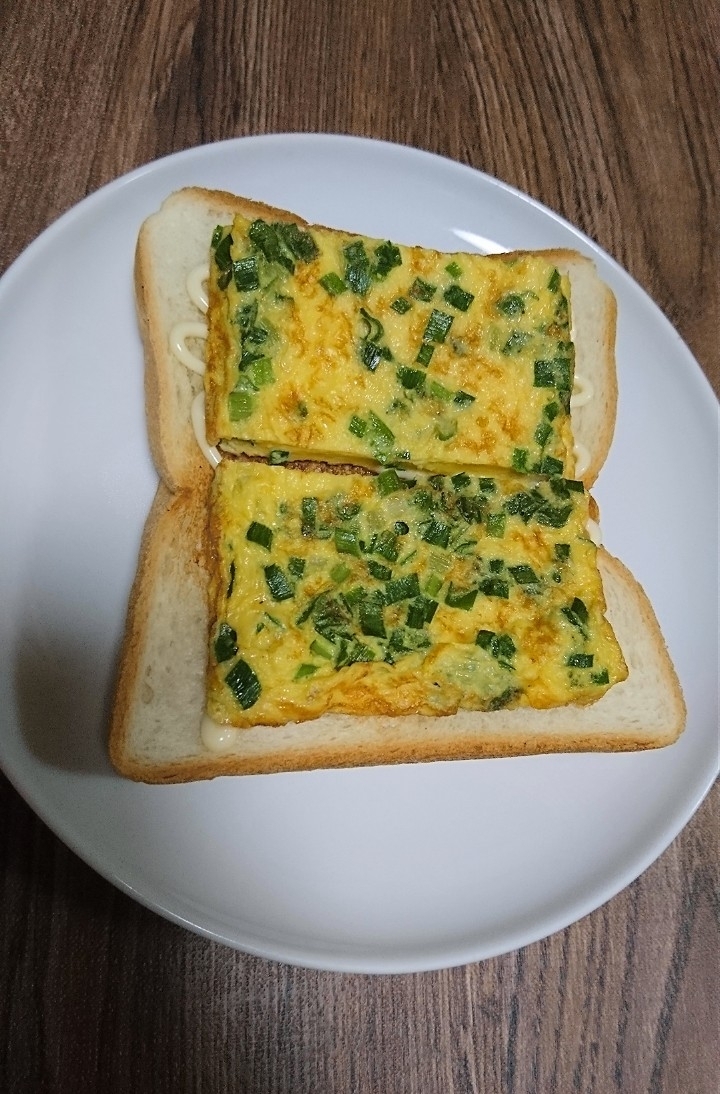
[1,1,718,1091]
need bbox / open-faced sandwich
[110,188,684,781]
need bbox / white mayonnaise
[169,321,207,375]
[573,441,590,480]
[586,518,602,545]
[191,392,221,468]
[571,372,594,409]
[187,263,210,313]
[200,716,239,752]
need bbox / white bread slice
[109,488,685,784]
[135,188,618,492]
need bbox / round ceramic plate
[0,136,717,973]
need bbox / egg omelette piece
[207,462,627,728]
[204,215,577,476]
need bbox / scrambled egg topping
[205,216,576,476]
[207,463,627,728]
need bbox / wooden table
[1,1,717,1090]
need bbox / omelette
[207,463,627,728]
[204,215,577,476]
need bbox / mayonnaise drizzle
[571,372,594,409]
[200,716,239,752]
[191,392,221,467]
[187,263,210,313]
[169,321,207,375]
[573,441,590,480]
[586,518,602,545]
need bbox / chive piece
[348,414,367,438]
[301,497,317,537]
[359,592,387,638]
[344,240,372,295]
[367,411,395,458]
[548,268,561,292]
[423,574,443,597]
[427,379,454,402]
[334,527,361,557]
[391,296,412,314]
[294,663,319,680]
[409,277,436,301]
[226,560,236,598]
[376,469,403,496]
[264,564,294,601]
[508,564,539,585]
[485,513,506,537]
[536,504,572,528]
[434,418,458,441]
[211,225,224,249]
[445,261,462,279]
[511,448,529,472]
[479,478,496,493]
[443,285,474,312]
[451,472,471,489]
[233,256,260,292]
[319,272,347,296]
[214,623,238,663]
[406,598,427,630]
[374,529,400,561]
[397,366,426,390]
[423,309,454,343]
[228,391,254,420]
[567,653,594,668]
[566,479,585,493]
[360,341,384,371]
[248,220,293,271]
[488,559,504,573]
[268,449,290,465]
[562,597,589,626]
[415,343,435,366]
[385,573,421,604]
[502,331,532,355]
[475,629,494,650]
[367,560,392,581]
[310,637,335,660]
[496,292,526,318]
[494,634,516,660]
[453,390,476,407]
[330,562,351,584]
[421,519,451,548]
[394,521,410,535]
[246,521,273,550]
[214,232,233,272]
[288,557,306,578]
[535,422,552,448]
[591,669,610,685]
[225,659,261,709]
[479,577,510,598]
[445,583,478,610]
[277,222,319,262]
[373,240,402,278]
[540,455,564,476]
[555,543,571,562]
[544,403,560,425]
[534,360,555,388]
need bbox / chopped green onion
[348,415,367,438]
[344,240,372,295]
[566,479,585,493]
[294,663,319,680]
[367,560,392,581]
[228,391,254,420]
[475,629,495,650]
[409,277,436,301]
[591,669,610,685]
[562,597,589,630]
[268,449,289,465]
[567,653,594,668]
[319,272,347,295]
[488,559,504,572]
[233,256,260,292]
[428,379,454,402]
[434,418,458,441]
[445,583,478,610]
[301,497,317,537]
[310,637,335,660]
[391,296,412,314]
[485,513,506,537]
[264,564,294,601]
[421,519,451,548]
[385,573,421,604]
[502,330,532,355]
[359,592,387,638]
[479,478,496,493]
[394,521,410,535]
[496,292,527,317]
[548,268,561,292]
[374,529,400,562]
[451,472,471,489]
[214,232,233,272]
[544,400,560,421]
[511,448,529,472]
[423,574,443,597]
[334,527,361,557]
[555,543,571,562]
[373,241,402,278]
[211,225,224,249]
[453,390,475,407]
[225,659,261,709]
[288,557,306,578]
[246,521,273,550]
[406,595,438,629]
[423,309,454,343]
[535,504,572,528]
[277,222,319,262]
[508,564,539,585]
[376,469,404,496]
[445,261,462,278]
[540,455,564,476]
[330,562,351,584]
[535,422,552,448]
[214,623,238,663]
[397,366,426,390]
[479,577,510,598]
[367,411,395,457]
[443,285,474,312]
[415,343,435,366]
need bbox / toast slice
[109,486,685,783]
[135,188,618,493]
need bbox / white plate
[0,135,717,973]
